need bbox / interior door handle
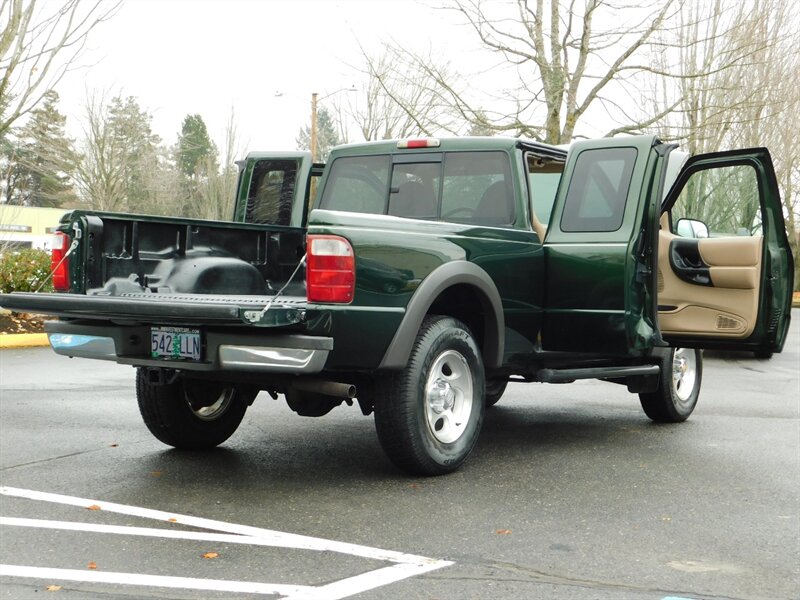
[669,239,712,286]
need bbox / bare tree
[72,93,180,215]
[383,0,688,143]
[344,44,466,141]
[649,0,800,286]
[71,94,128,212]
[0,0,120,136]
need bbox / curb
[0,333,49,349]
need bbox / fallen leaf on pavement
[87,505,101,511]
[495,529,512,535]
[87,562,97,570]
[45,585,62,592]
[202,552,219,559]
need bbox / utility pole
[308,87,354,163]
[310,92,319,164]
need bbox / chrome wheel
[373,316,485,475]
[424,349,474,444]
[189,387,234,421]
[639,347,702,423]
[671,348,698,404]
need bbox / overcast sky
[56,0,469,154]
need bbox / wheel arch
[378,261,504,370]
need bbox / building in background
[0,205,66,251]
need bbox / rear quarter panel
[307,209,543,370]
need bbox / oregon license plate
[150,327,201,360]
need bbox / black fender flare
[378,261,504,370]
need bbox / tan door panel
[707,266,759,289]
[658,230,762,338]
[698,236,760,266]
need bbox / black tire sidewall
[640,348,702,422]
[401,317,485,472]
[136,369,250,449]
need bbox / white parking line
[0,565,311,597]
[0,486,453,599]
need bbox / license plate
[150,327,201,360]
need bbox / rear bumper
[44,320,332,374]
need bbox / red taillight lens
[51,232,70,291]
[306,235,355,303]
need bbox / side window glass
[441,151,514,226]
[670,164,762,238]
[319,155,390,214]
[388,162,440,219]
[245,159,299,225]
[561,147,637,232]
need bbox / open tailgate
[0,292,307,327]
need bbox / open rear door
[658,148,793,353]
[542,135,666,355]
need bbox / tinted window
[245,159,298,226]
[319,155,390,214]
[389,162,440,219]
[319,151,514,227]
[441,152,514,225]
[560,147,637,232]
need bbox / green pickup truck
[1,136,793,475]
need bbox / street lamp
[310,86,356,163]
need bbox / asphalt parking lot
[1,311,798,600]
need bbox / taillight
[306,234,355,303]
[51,232,70,291]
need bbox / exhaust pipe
[292,379,356,399]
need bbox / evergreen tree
[176,114,217,179]
[296,107,341,161]
[1,128,19,204]
[107,96,161,210]
[2,91,77,207]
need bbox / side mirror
[676,218,709,239]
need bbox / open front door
[658,148,793,353]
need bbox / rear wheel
[136,369,254,449]
[639,347,702,422]
[374,316,485,475]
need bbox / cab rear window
[318,151,515,226]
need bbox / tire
[374,316,485,476]
[754,350,773,359]
[136,369,253,449]
[484,378,507,407]
[639,347,702,423]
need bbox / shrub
[0,247,53,293]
